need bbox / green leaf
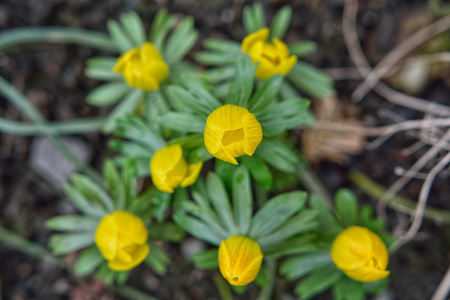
[64,185,105,218]
[240,155,272,190]
[196,51,239,66]
[287,62,335,99]
[203,38,241,53]
[71,174,114,213]
[258,210,318,247]
[102,89,143,133]
[107,19,133,53]
[192,249,219,269]
[226,55,256,108]
[269,6,292,40]
[103,159,125,209]
[262,235,317,258]
[333,276,364,300]
[206,172,237,234]
[187,144,213,163]
[163,17,198,64]
[116,115,165,151]
[295,264,343,299]
[280,251,332,280]
[205,66,235,84]
[310,194,343,238]
[279,80,300,99]
[109,139,152,160]
[86,82,129,106]
[215,159,237,190]
[249,191,307,239]
[160,112,206,133]
[145,243,170,275]
[173,214,223,246]
[232,166,253,235]
[255,139,299,173]
[167,134,203,150]
[243,3,265,34]
[74,246,103,277]
[95,263,115,285]
[144,91,171,132]
[181,78,222,112]
[152,190,172,224]
[257,98,313,136]
[49,232,95,255]
[45,215,99,232]
[167,83,219,118]
[147,223,185,242]
[359,205,385,232]
[150,8,176,50]
[248,75,283,113]
[122,159,138,209]
[335,188,359,227]
[120,12,146,47]
[288,41,318,57]
[85,57,122,81]
[254,265,269,287]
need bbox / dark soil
[1,0,449,299]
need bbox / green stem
[349,169,450,223]
[212,272,233,300]
[298,165,333,209]
[0,117,105,135]
[257,259,277,300]
[0,226,61,265]
[0,27,116,52]
[116,285,161,300]
[0,76,103,184]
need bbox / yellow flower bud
[113,42,169,91]
[331,226,390,282]
[95,210,150,271]
[204,104,262,165]
[150,144,203,193]
[218,235,263,286]
[241,28,297,80]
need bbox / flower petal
[331,226,372,270]
[277,55,297,76]
[343,266,390,283]
[140,42,164,62]
[241,28,269,54]
[95,215,118,260]
[243,112,263,156]
[180,162,203,187]
[108,244,150,271]
[112,211,148,245]
[113,48,139,73]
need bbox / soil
[1,0,449,299]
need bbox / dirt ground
[1,0,449,299]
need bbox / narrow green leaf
[241,155,272,190]
[147,223,185,242]
[359,205,385,232]
[45,215,99,232]
[173,214,222,246]
[74,246,103,277]
[49,232,95,255]
[86,82,129,106]
[160,112,206,133]
[107,20,133,53]
[310,194,343,237]
[269,6,292,40]
[295,264,342,299]
[64,185,105,218]
[187,144,213,163]
[115,115,165,151]
[163,17,198,64]
[255,139,299,173]
[279,80,300,99]
[144,91,170,132]
[95,263,115,285]
[150,9,174,49]
[192,249,219,269]
[262,235,317,258]
[167,134,203,150]
[205,66,235,84]
[335,188,359,227]
[122,159,138,209]
[152,190,171,223]
[203,38,241,53]
[232,166,252,235]
[333,276,364,300]
[258,210,318,247]
[120,12,146,47]
[196,51,238,66]
[109,139,153,159]
[206,172,237,234]
[248,75,283,112]
[103,159,125,210]
[226,55,256,107]
[243,5,258,34]
[85,57,122,81]
[102,89,143,133]
[288,41,318,57]
[249,191,307,239]
[287,62,335,99]
[145,243,169,275]
[167,85,211,117]
[182,78,222,112]
[252,3,266,31]
[71,174,114,213]
[280,251,332,280]
[215,159,237,191]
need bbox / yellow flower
[218,235,263,286]
[113,42,169,91]
[204,104,262,165]
[331,226,390,282]
[150,144,203,193]
[95,210,150,271]
[241,28,297,80]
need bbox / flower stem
[0,27,116,52]
[212,273,233,300]
[116,285,161,300]
[297,165,333,208]
[256,259,277,300]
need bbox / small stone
[181,238,206,261]
[29,137,92,190]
